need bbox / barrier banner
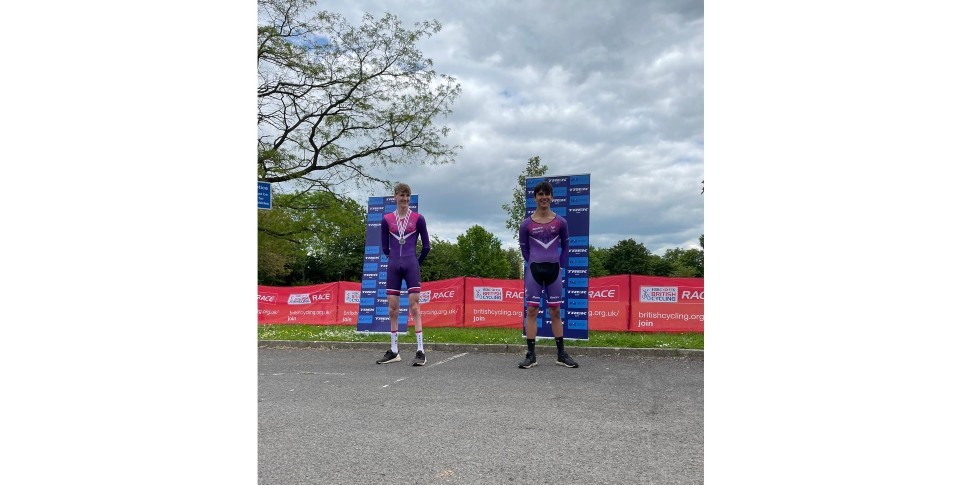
[523,174,590,339]
[257,282,339,325]
[257,274,704,333]
[357,194,419,334]
[418,277,465,328]
[629,275,704,332]
[464,277,525,329]
[587,275,630,331]
[336,281,361,326]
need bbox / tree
[258,0,461,195]
[647,254,674,277]
[258,190,366,285]
[419,239,461,281]
[663,247,704,278]
[501,156,548,242]
[258,207,299,285]
[588,245,610,277]
[456,225,510,278]
[504,247,522,279]
[603,238,652,276]
[699,233,705,277]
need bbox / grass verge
[258,325,703,350]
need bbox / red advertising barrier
[418,277,465,328]
[629,275,704,332]
[587,275,631,331]
[257,282,340,325]
[258,275,705,333]
[463,277,525,329]
[336,281,361,326]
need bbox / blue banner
[356,194,419,334]
[523,174,590,340]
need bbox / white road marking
[428,352,469,367]
[381,352,469,388]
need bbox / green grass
[258,324,703,350]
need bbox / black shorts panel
[529,262,560,286]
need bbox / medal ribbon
[395,210,410,243]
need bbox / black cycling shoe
[376,350,400,364]
[556,351,579,368]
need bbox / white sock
[391,332,398,353]
[416,331,424,352]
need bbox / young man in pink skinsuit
[518,181,579,369]
[377,182,431,366]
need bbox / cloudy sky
[293,0,703,255]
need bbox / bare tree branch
[257,0,461,190]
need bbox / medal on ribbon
[396,211,409,245]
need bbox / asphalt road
[259,344,703,485]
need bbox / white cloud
[320,0,703,255]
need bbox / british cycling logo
[640,286,678,303]
[287,293,311,305]
[474,287,503,301]
[344,290,361,304]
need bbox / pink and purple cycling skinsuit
[518,215,569,307]
[381,211,430,296]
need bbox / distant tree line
[258,192,703,285]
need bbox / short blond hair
[394,182,411,195]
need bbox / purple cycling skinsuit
[518,215,569,308]
[380,210,431,296]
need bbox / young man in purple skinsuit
[517,181,579,369]
[377,182,431,366]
